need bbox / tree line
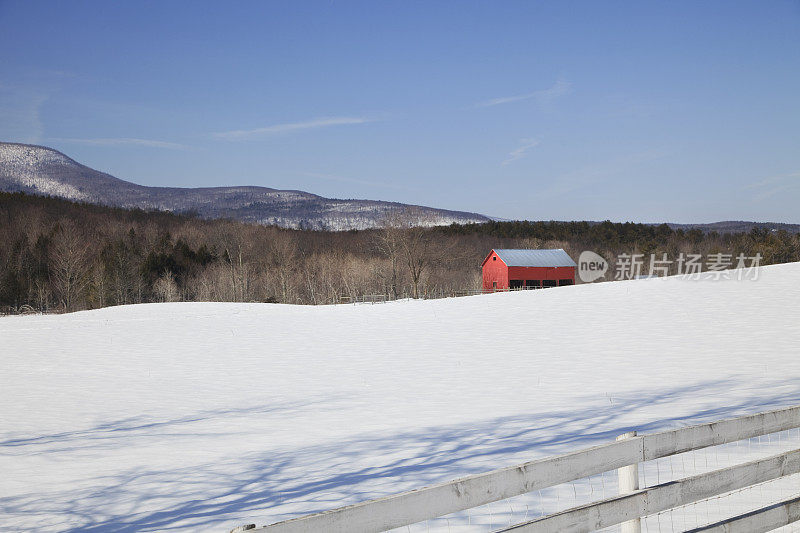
[1,191,798,313]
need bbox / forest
[1,191,798,313]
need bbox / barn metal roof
[492,248,577,267]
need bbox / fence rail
[498,449,800,532]
[337,286,552,305]
[0,304,60,316]
[243,405,800,533]
[684,495,800,533]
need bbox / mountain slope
[0,142,489,230]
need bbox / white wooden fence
[241,405,800,533]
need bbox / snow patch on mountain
[0,142,490,230]
[0,143,89,200]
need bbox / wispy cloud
[539,149,670,198]
[502,138,540,165]
[0,70,80,144]
[214,116,373,140]
[302,172,409,191]
[0,84,48,144]
[49,137,191,150]
[477,79,572,108]
[744,171,800,201]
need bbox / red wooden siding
[481,250,576,291]
[481,250,509,290]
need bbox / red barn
[482,249,576,291]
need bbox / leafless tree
[154,271,180,302]
[375,210,405,298]
[378,208,457,299]
[267,230,299,303]
[50,220,91,311]
[5,191,799,312]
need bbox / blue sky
[1,1,799,223]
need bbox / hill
[1,263,800,530]
[0,142,489,230]
[667,220,800,234]
[2,190,799,312]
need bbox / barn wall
[482,251,509,290]
[507,266,575,284]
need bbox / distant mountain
[665,221,800,234]
[576,220,800,234]
[0,142,490,230]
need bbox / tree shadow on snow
[0,398,335,454]
[3,378,800,532]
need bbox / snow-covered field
[2,263,800,532]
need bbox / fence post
[616,431,641,533]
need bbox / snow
[0,143,88,200]
[1,143,489,231]
[2,263,800,532]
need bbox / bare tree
[225,241,252,302]
[154,271,180,302]
[50,220,91,311]
[267,230,299,303]
[378,208,455,299]
[375,210,405,299]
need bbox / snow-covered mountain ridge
[0,142,490,230]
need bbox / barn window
[559,279,574,286]
[542,280,557,288]
[492,281,497,289]
[526,280,540,289]
[509,280,523,289]
[493,256,497,261]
